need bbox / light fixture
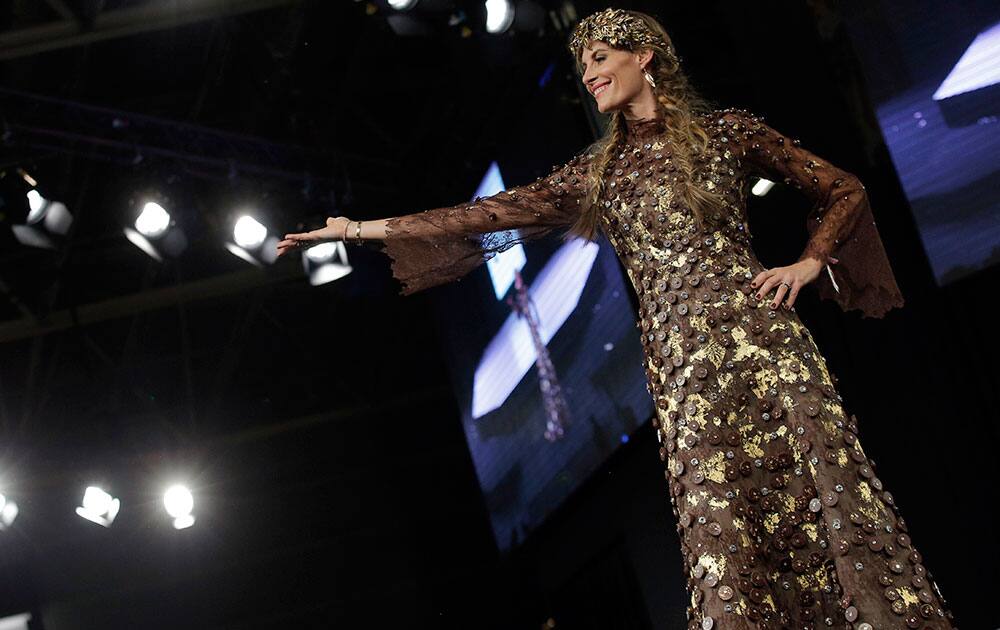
[3,168,73,250]
[226,213,279,267]
[75,486,120,528]
[302,241,353,286]
[484,0,514,34]
[0,493,18,530]
[163,484,195,530]
[751,178,775,196]
[135,201,170,237]
[123,201,188,261]
[0,612,32,630]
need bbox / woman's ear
[636,47,654,71]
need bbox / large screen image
[431,161,654,552]
[844,0,1000,284]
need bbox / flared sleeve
[382,150,593,295]
[717,108,904,319]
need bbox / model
[278,8,955,630]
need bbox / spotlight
[0,613,31,630]
[751,178,775,196]
[0,493,18,530]
[163,484,195,530]
[2,169,73,250]
[484,0,514,34]
[387,0,418,9]
[75,486,120,528]
[226,213,279,267]
[123,201,188,261]
[302,241,353,286]
[234,215,266,248]
[136,201,170,237]
[26,190,46,223]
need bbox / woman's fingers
[769,283,788,309]
[276,236,308,257]
[755,273,781,301]
[783,281,801,309]
[276,222,344,258]
[746,263,817,311]
[750,267,773,290]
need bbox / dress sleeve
[381,150,593,296]
[717,108,904,319]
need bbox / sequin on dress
[382,108,957,630]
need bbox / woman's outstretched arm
[280,150,595,295]
[277,217,389,257]
[716,107,904,318]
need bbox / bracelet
[354,220,363,243]
[342,219,350,242]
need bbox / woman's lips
[593,81,610,96]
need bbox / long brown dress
[381,108,957,630]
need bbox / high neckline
[624,116,667,140]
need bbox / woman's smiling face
[579,41,650,115]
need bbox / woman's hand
[276,217,350,258]
[750,256,840,310]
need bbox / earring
[643,69,656,88]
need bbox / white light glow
[123,226,163,262]
[751,178,775,196]
[485,0,514,34]
[76,486,120,527]
[82,486,112,513]
[172,514,195,529]
[0,612,32,630]
[388,0,418,9]
[308,262,353,286]
[233,215,267,248]
[26,189,47,223]
[0,493,18,530]
[163,484,194,519]
[135,201,171,238]
[305,242,337,262]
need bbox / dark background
[0,1,995,628]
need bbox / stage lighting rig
[123,200,189,261]
[1,168,73,250]
[226,213,280,267]
[163,484,195,530]
[75,486,120,528]
[302,241,354,286]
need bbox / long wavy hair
[564,10,729,243]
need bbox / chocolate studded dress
[381,108,957,630]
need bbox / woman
[278,8,955,630]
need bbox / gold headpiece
[568,8,675,65]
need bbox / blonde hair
[565,9,729,242]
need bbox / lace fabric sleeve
[718,108,904,319]
[382,150,593,296]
